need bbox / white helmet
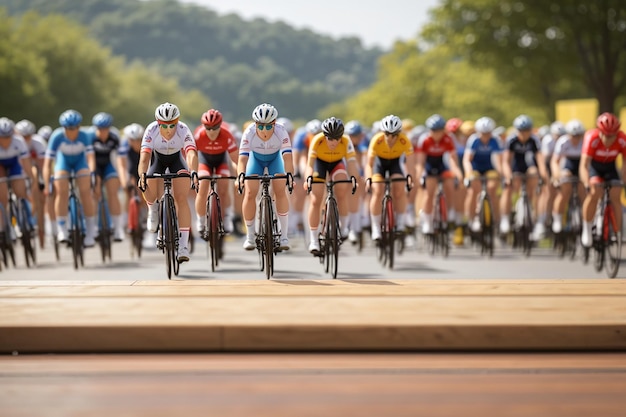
[550,121,566,137]
[305,119,322,135]
[0,117,15,136]
[38,125,52,141]
[475,117,496,134]
[276,117,294,133]
[15,119,37,136]
[154,102,180,122]
[252,103,278,123]
[565,119,586,136]
[380,114,402,134]
[124,123,145,141]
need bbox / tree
[422,0,626,116]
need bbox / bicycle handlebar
[305,176,358,195]
[237,172,294,195]
[139,172,192,192]
[365,175,412,193]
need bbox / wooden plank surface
[2,280,626,352]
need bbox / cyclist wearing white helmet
[463,117,503,233]
[138,102,199,263]
[277,117,305,239]
[550,119,587,234]
[366,114,416,241]
[119,123,146,242]
[237,103,294,250]
[44,109,98,247]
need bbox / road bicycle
[142,172,191,279]
[306,175,357,279]
[95,178,113,263]
[0,198,16,269]
[55,173,88,270]
[554,177,582,260]
[510,173,537,258]
[198,175,236,272]
[469,175,495,258]
[238,173,293,280]
[367,174,412,269]
[425,176,449,258]
[588,181,622,278]
[127,184,145,259]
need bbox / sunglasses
[204,125,221,131]
[326,136,341,141]
[159,123,177,129]
[256,124,274,131]
[65,126,79,131]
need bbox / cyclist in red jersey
[579,112,626,247]
[193,109,239,235]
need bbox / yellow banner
[555,99,598,129]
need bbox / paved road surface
[1,231,624,280]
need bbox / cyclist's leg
[421,176,438,234]
[330,164,350,237]
[173,175,192,256]
[368,176,385,241]
[609,184,622,233]
[103,166,124,241]
[75,167,96,247]
[194,166,212,234]
[552,176,571,233]
[52,170,70,242]
[268,155,290,249]
[215,164,234,233]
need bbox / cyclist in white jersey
[138,102,199,263]
[237,103,294,250]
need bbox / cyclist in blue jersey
[43,110,97,247]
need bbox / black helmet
[321,117,344,139]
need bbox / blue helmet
[425,114,446,131]
[513,114,533,131]
[59,109,82,128]
[92,112,113,128]
[345,120,363,136]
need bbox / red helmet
[445,117,463,133]
[201,109,223,128]
[596,112,621,135]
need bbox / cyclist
[277,117,303,240]
[416,114,463,236]
[43,110,98,247]
[119,123,147,243]
[344,120,370,244]
[579,112,626,248]
[138,102,199,263]
[0,117,35,240]
[304,117,360,254]
[15,119,47,247]
[237,103,294,250]
[193,109,239,235]
[499,114,547,237]
[550,119,586,234]
[37,125,52,143]
[90,112,126,242]
[462,117,503,232]
[366,114,416,241]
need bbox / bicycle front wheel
[604,205,622,278]
[98,198,112,263]
[69,196,83,270]
[18,199,36,267]
[325,198,339,278]
[261,197,274,280]
[382,196,395,269]
[207,193,220,272]
[162,197,175,279]
[480,196,494,258]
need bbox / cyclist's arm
[185,148,198,173]
[579,154,591,189]
[87,151,96,173]
[550,154,561,183]
[493,151,504,178]
[404,151,416,179]
[228,149,239,175]
[462,151,473,178]
[535,151,548,181]
[138,151,150,178]
[448,152,463,181]
[502,150,513,182]
[117,154,129,188]
[19,155,35,186]
[304,153,316,180]
[346,158,360,181]
[364,153,375,180]
[282,151,294,176]
[43,157,54,194]
[415,152,425,180]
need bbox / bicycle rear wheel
[439,193,449,258]
[604,205,622,278]
[382,196,395,269]
[521,197,533,258]
[326,198,339,278]
[480,196,494,257]
[69,196,83,270]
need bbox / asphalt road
[2,229,623,280]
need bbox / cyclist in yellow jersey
[365,114,415,241]
[304,117,360,254]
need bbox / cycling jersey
[416,132,455,177]
[553,134,583,176]
[309,133,356,163]
[465,134,502,173]
[239,122,292,176]
[46,127,94,174]
[91,129,122,180]
[0,135,29,178]
[141,121,196,175]
[193,125,237,176]
[21,134,47,161]
[582,128,626,182]
[368,131,413,160]
[503,134,541,173]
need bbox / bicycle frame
[55,173,88,270]
[474,175,494,258]
[591,181,622,278]
[97,180,113,263]
[427,176,449,258]
[199,175,236,272]
[512,173,536,257]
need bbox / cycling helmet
[381,114,403,134]
[15,119,36,136]
[252,103,278,123]
[321,117,345,139]
[344,120,363,136]
[0,117,15,136]
[201,109,223,127]
[513,114,533,131]
[276,117,294,133]
[550,121,566,137]
[425,114,446,131]
[305,119,322,135]
[92,112,114,128]
[59,109,82,128]
[123,123,145,141]
[493,126,506,138]
[596,112,621,135]
[38,125,52,141]
[565,119,585,136]
[460,120,475,136]
[154,102,180,122]
[474,117,496,134]
[402,118,416,132]
[445,117,463,133]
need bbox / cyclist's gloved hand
[286,172,294,193]
[236,172,245,194]
[419,176,426,188]
[191,171,199,191]
[138,173,147,192]
[463,178,470,189]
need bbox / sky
[177,0,442,49]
